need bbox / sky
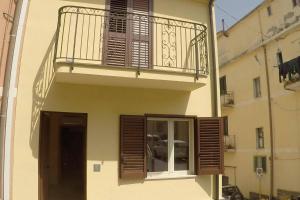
[215,0,264,31]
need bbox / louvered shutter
[195,118,224,175]
[129,0,152,68]
[105,0,128,66]
[120,115,146,179]
[105,0,152,68]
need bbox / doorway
[39,112,87,200]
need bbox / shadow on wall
[29,33,57,159]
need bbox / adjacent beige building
[0,0,225,200]
[218,0,300,199]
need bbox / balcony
[279,56,300,91]
[53,6,209,91]
[224,135,236,152]
[220,91,235,107]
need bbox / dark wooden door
[39,112,51,200]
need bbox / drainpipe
[258,8,274,199]
[262,45,275,200]
[0,0,29,199]
[208,0,220,200]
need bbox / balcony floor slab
[55,64,207,91]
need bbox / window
[254,156,267,173]
[292,0,300,7]
[119,115,224,179]
[256,128,264,149]
[267,6,272,16]
[253,77,261,98]
[223,116,228,136]
[276,50,283,66]
[106,0,151,67]
[147,118,194,177]
[220,76,227,95]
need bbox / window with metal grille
[256,127,264,149]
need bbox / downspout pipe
[208,0,220,200]
[0,0,29,200]
[258,9,274,199]
[262,45,275,200]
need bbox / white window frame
[147,118,194,178]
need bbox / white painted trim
[146,118,194,178]
[145,174,197,180]
[3,0,29,200]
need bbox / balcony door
[104,0,152,68]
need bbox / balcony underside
[55,64,206,91]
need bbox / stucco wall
[14,83,214,200]
[221,49,271,197]
[219,0,300,198]
[218,0,300,67]
[12,0,218,200]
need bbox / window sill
[146,174,197,180]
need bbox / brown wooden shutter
[105,0,128,66]
[105,0,152,67]
[129,0,152,68]
[120,115,146,179]
[195,117,224,175]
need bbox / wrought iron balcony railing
[54,6,208,78]
[220,91,234,107]
[224,135,236,152]
[279,56,300,84]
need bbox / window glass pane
[267,6,272,16]
[256,128,264,149]
[253,77,261,98]
[147,120,168,172]
[223,116,228,136]
[262,157,267,172]
[174,121,189,171]
[220,76,227,95]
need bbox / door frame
[38,111,88,200]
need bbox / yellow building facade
[219,0,300,199]
[0,0,225,200]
